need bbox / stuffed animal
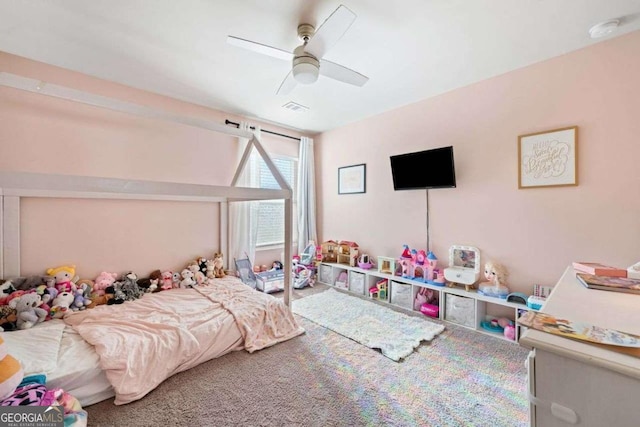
[171,272,181,289]
[187,263,206,285]
[9,293,47,330]
[179,269,196,288]
[3,290,27,308]
[138,270,162,293]
[4,275,54,291]
[71,281,93,311]
[0,281,17,305]
[46,265,78,293]
[160,271,174,291]
[212,252,225,278]
[0,305,18,331]
[120,272,143,301]
[194,257,209,276]
[105,283,125,305]
[93,272,118,297]
[34,281,58,319]
[205,262,215,280]
[50,291,74,319]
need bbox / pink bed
[6,276,304,405]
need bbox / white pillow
[0,320,65,376]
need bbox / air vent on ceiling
[282,101,309,113]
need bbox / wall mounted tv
[390,146,456,190]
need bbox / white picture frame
[518,126,578,189]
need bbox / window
[251,154,297,248]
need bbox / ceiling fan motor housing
[292,45,319,84]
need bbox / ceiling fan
[227,4,369,95]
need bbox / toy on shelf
[444,245,481,291]
[335,271,348,289]
[358,254,373,270]
[321,240,339,263]
[377,256,395,275]
[477,261,510,299]
[369,278,388,300]
[337,241,359,266]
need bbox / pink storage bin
[420,303,439,318]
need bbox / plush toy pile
[0,253,228,331]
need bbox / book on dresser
[572,262,627,277]
[576,273,640,295]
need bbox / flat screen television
[390,146,456,190]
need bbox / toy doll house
[337,240,359,266]
[321,240,339,263]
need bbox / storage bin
[445,294,475,328]
[319,264,333,285]
[390,281,413,309]
[349,271,366,295]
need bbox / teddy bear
[160,271,174,291]
[93,272,118,297]
[187,263,206,285]
[179,269,196,288]
[9,293,48,330]
[138,270,162,293]
[50,291,74,319]
[212,252,226,278]
[46,265,78,293]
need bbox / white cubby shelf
[317,262,538,344]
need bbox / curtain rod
[225,120,301,141]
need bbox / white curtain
[230,122,259,265]
[297,136,317,254]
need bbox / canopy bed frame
[0,71,294,306]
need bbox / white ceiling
[0,1,638,134]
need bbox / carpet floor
[85,286,530,427]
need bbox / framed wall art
[518,126,578,189]
[338,163,366,194]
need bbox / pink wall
[316,31,640,293]
[0,52,301,279]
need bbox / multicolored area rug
[292,288,445,361]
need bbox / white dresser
[520,267,640,426]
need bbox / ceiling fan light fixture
[292,61,319,84]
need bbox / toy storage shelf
[317,262,538,344]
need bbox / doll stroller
[292,242,317,289]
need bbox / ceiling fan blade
[226,36,293,61]
[276,71,298,95]
[304,5,356,59]
[320,60,369,87]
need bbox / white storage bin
[349,271,366,295]
[390,281,413,309]
[445,294,475,328]
[319,264,334,285]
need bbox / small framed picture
[518,126,578,189]
[338,163,366,194]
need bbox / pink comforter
[64,277,304,405]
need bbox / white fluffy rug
[292,289,445,361]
